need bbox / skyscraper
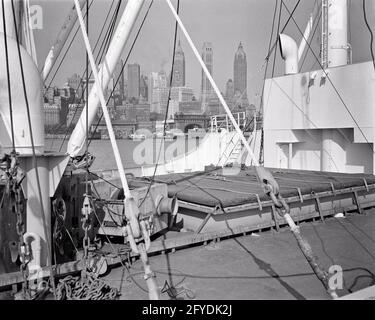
[148,72,159,104]
[140,75,148,101]
[170,87,194,103]
[149,71,169,114]
[113,59,125,100]
[158,70,168,88]
[67,73,82,99]
[128,63,140,101]
[225,79,234,100]
[171,40,185,87]
[201,42,213,111]
[234,42,247,98]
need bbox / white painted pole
[328,0,348,67]
[73,0,130,196]
[288,143,293,169]
[73,0,159,300]
[165,0,260,167]
[0,0,20,39]
[164,3,339,299]
[42,0,86,81]
[67,0,145,158]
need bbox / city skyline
[31,1,326,106]
[35,0,374,112]
[60,40,248,108]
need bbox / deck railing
[210,112,246,133]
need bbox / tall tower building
[148,71,169,114]
[233,42,247,98]
[140,75,148,101]
[148,72,159,104]
[201,42,213,111]
[67,73,82,99]
[128,63,140,101]
[158,70,168,88]
[171,40,185,87]
[225,79,234,100]
[113,59,125,100]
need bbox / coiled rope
[56,272,119,300]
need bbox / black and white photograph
[0,0,375,307]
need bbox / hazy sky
[32,0,374,107]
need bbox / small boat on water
[129,133,146,141]
[153,130,185,141]
[188,127,206,139]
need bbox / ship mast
[42,0,87,81]
[321,0,329,69]
[67,0,146,157]
[322,0,350,69]
[321,0,350,172]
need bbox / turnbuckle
[269,191,290,217]
[126,219,151,254]
[71,152,95,171]
[123,196,152,254]
[81,195,92,231]
[255,166,290,216]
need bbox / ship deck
[126,167,375,235]
[104,211,375,300]
[131,167,375,210]
[102,167,375,299]
[1,167,375,300]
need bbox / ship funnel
[0,33,44,155]
[279,34,298,75]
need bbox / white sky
[32,0,374,107]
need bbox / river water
[45,137,202,172]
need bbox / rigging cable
[47,0,114,94]
[137,0,180,208]
[1,0,28,297]
[88,0,155,146]
[50,0,121,152]
[299,6,322,72]
[83,0,91,270]
[259,0,280,164]
[88,170,121,189]
[259,0,278,114]
[348,0,352,47]
[57,0,122,152]
[44,0,94,90]
[362,0,375,71]
[49,0,109,151]
[1,0,15,152]
[2,0,28,298]
[259,0,301,164]
[265,0,302,62]
[89,194,149,294]
[85,0,89,198]
[271,0,282,78]
[10,0,57,299]
[281,0,375,154]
